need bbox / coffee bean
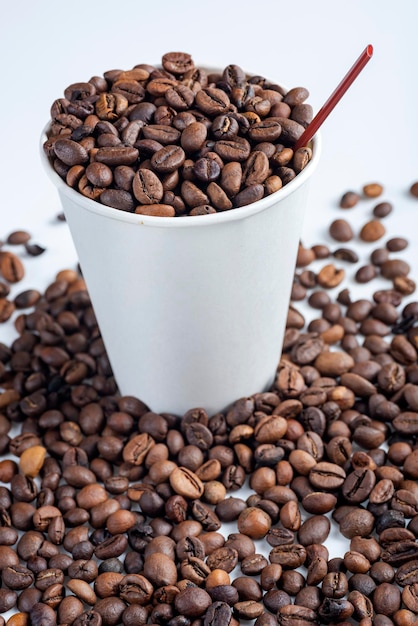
[53,138,89,166]
[359,219,386,242]
[373,201,393,218]
[317,263,345,288]
[19,445,47,477]
[0,251,25,283]
[339,191,360,208]
[2,565,35,590]
[355,264,377,283]
[0,298,15,322]
[380,258,410,279]
[173,586,211,618]
[7,230,31,245]
[329,219,354,242]
[333,247,359,263]
[204,601,233,625]
[169,466,204,499]
[363,182,384,197]
[410,181,418,197]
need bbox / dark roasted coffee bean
[2,564,35,590]
[329,219,354,242]
[269,543,307,568]
[204,601,232,626]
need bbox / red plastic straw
[293,44,373,151]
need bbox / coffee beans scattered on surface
[0,181,418,624]
[44,52,315,216]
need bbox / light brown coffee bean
[237,507,272,540]
[359,220,386,242]
[169,466,204,499]
[0,252,25,283]
[19,446,47,478]
[317,264,345,288]
[363,182,383,197]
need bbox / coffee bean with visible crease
[1,252,25,283]
[206,546,239,572]
[269,543,307,568]
[309,462,346,489]
[192,157,220,182]
[191,499,221,531]
[132,169,163,203]
[381,540,418,566]
[179,556,211,585]
[215,137,251,162]
[204,600,233,625]
[2,564,35,590]
[277,603,318,626]
[395,560,418,587]
[342,468,376,503]
[96,146,139,166]
[195,87,231,116]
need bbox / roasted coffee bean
[342,468,376,503]
[174,586,212,617]
[298,515,330,545]
[2,565,35,590]
[329,219,354,242]
[204,601,233,625]
[340,190,360,208]
[0,252,25,283]
[359,219,386,242]
[206,546,239,572]
[269,543,307,568]
[333,247,359,263]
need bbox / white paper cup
[41,124,320,416]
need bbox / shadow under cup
[40,128,321,416]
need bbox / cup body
[41,127,320,416]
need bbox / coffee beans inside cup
[0,180,418,624]
[43,51,315,217]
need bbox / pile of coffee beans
[1,182,418,625]
[43,52,314,217]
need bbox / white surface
[0,0,418,619]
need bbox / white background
[1,0,418,618]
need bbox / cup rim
[40,124,321,230]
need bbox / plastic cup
[40,124,320,416]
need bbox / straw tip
[366,44,373,57]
